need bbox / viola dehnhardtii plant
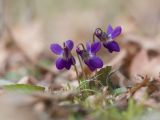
[94,25,122,53]
[76,41,103,71]
[50,24,122,87]
[50,40,76,70]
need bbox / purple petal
[111,26,122,39]
[103,41,120,53]
[65,59,72,70]
[91,41,101,53]
[84,60,96,71]
[64,57,76,70]
[63,47,70,58]
[107,24,113,35]
[50,43,63,55]
[65,40,74,50]
[76,47,82,56]
[85,56,103,71]
[89,56,103,68]
[56,58,66,70]
[70,56,76,65]
[86,42,91,52]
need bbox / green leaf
[3,84,45,93]
[95,66,112,86]
[113,87,127,96]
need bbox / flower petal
[84,60,96,71]
[103,41,120,53]
[76,47,82,56]
[63,47,70,58]
[56,58,66,70]
[70,56,76,65]
[86,42,91,52]
[91,41,101,53]
[65,59,72,70]
[89,56,103,68]
[85,56,103,71]
[111,26,122,39]
[65,40,74,50]
[107,24,113,35]
[50,43,63,55]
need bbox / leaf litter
[1,6,160,120]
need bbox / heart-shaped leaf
[96,66,112,86]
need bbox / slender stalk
[93,32,95,42]
[93,70,98,88]
[80,89,98,94]
[77,52,87,79]
[77,43,85,50]
[93,28,103,42]
[76,43,87,79]
[63,42,81,86]
[73,64,80,86]
[63,42,66,47]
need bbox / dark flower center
[63,47,72,60]
[95,28,109,42]
[80,50,95,62]
[101,32,108,41]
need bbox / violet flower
[50,40,75,70]
[76,41,103,71]
[94,25,122,53]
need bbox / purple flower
[50,40,75,70]
[76,41,103,71]
[94,25,122,53]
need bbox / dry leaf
[130,49,149,80]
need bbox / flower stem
[77,43,85,50]
[93,33,95,42]
[77,53,87,79]
[93,28,103,42]
[73,64,80,86]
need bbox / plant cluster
[50,25,122,86]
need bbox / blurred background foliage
[1,1,160,120]
[0,0,130,46]
[1,0,160,46]
[1,0,160,81]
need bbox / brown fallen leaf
[129,75,149,96]
[130,49,149,81]
[130,49,160,81]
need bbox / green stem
[93,28,103,42]
[77,43,85,50]
[93,32,95,42]
[76,43,87,79]
[77,53,87,79]
[74,64,80,86]
[80,89,98,94]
